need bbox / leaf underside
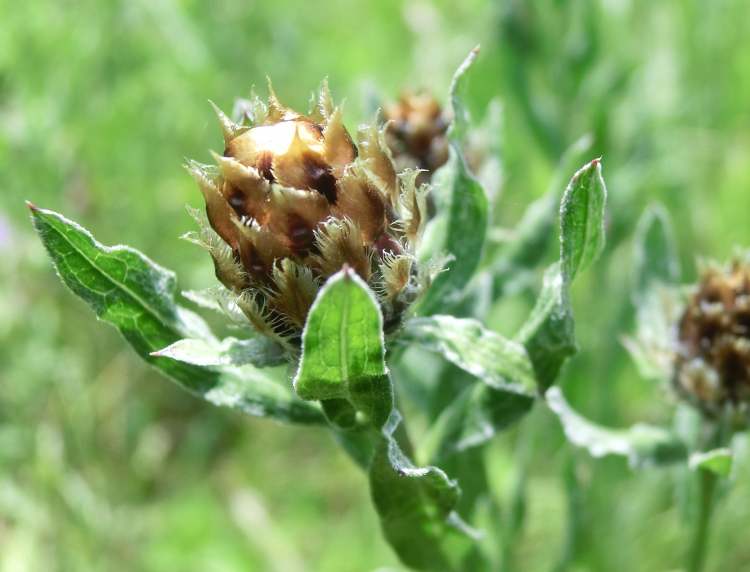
[546,387,687,469]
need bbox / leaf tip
[25,200,39,213]
[339,263,355,281]
[459,45,480,71]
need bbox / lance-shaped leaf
[29,204,323,425]
[403,316,537,395]
[418,47,488,314]
[153,336,286,368]
[546,387,687,469]
[370,411,479,571]
[516,159,608,389]
[560,158,607,282]
[293,267,393,429]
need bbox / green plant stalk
[688,418,731,572]
[687,467,718,572]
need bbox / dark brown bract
[674,258,750,415]
[186,83,430,342]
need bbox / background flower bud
[383,91,450,184]
[674,257,750,417]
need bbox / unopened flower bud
[383,91,450,184]
[674,258,750,417]
[187,82,429,342]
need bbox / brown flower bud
[383,91,450,184]
[674,258,750,416]
[188,83,429,341]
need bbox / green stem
[687,418,729,572]
[687,468,718,572]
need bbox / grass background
[2,0,750,570]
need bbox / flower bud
[188,82,429,342]
[674,258,750,417]
[383,91,449,184]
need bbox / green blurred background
[2,0,750,570]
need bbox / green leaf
[631,203,681,303]
[403,316,537,395]
[293,268,393,429]
[418,48,488,315]
[560,158,607,282]
[689,448,733,477]
[370,412,478,571]
[546,387,687,469]
[29,204,323,425]
[516,159,608,389]
[152,336,286,368]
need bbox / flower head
[674,257,750,416]
[187,82,429,342]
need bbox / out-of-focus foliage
[3,0,750,570]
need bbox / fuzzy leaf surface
[294,268,393,428]
[404,316,537,395]
[547,387,687,469]
[560,158,607,282]
[29,205,323,424]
